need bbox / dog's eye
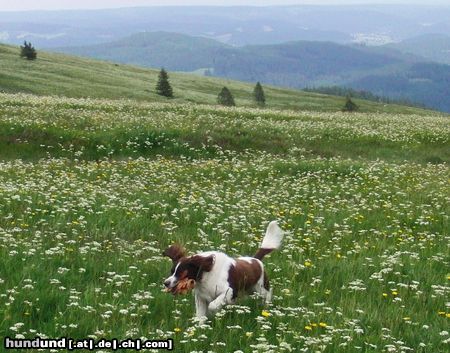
[170,266,175,274]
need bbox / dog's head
[162,244,214,290]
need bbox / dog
[163,221,284,320]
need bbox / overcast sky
[0,0,448,12]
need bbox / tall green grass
[0,93,448,352]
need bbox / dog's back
[163,221,284,319]
[196,221,284,308]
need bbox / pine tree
[342,95,358,112]
[217,87,235,106]
[20,41,37,60]
[253,82,266,107]
[155,68,173,98]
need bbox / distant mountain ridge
[52,31,450,113]
[384,34,450,65]
[1,4,450,48]
[54,32,228,72]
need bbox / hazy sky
[0,0,448,12]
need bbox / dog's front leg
[195,292,208,323]
[207,288,233,314]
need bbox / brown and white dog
[163,221,283,320]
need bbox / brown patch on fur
[228,259,262,299]
[163,244,186,264]
[171,255,215,283]
[178,270,188,281]
[188,255,215,274]
[254,248,274,260]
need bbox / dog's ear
[189,255,215,272]
[163,244,186,264]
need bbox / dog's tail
[254,221,284,260]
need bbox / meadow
[0,43,437,115]
[0,93,449,352]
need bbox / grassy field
[0,43,439,115]
[0,93,449,352]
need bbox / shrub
[342,95,359,112]
[20,41,37,60]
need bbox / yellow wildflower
[261,310,271,318]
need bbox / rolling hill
[52,32,450,112]
[0,43,433,115]
[54,32,229,72]
[384,34,450,65]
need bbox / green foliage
[155,68,173,98]
[253,81,266,106]
[342,95,359,112]
[217,86,235,106]
[20,41,37,60]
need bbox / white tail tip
[261,221,284,249]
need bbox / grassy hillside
[0,43,435,115]
[50,32,450,112]
[0,93,448,163]
[0,93,449,352]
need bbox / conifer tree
[155,68,173,98]
[342,94,358,112]
[217,87,235,106]
[253,81,266,107]
[20,41,37,60]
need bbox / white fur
[165,221,282,322]
[192,251,270,322]
[260,220,284,249]
[165,263,181,288]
